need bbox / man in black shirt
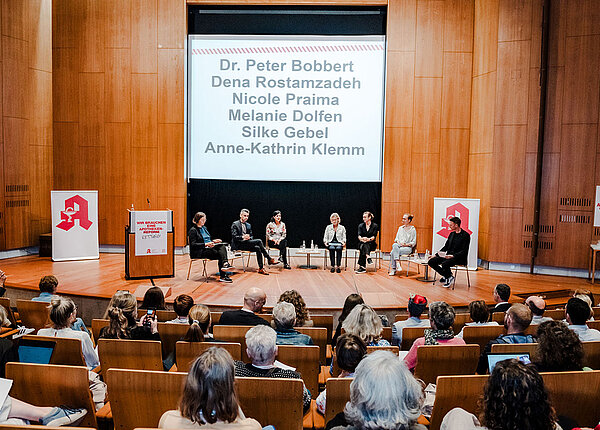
[428,216,471,288]
[219,287,270,326]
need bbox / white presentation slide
[187,35,386,182]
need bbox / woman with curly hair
[533,320,585,372]
[441,359,561,430]
[278,290,313,327]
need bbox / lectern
[125,210,174,279]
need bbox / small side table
[413,258,435,282]
[297,248,321,269]
[589,244,600,284]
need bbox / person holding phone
[189,211,233,283]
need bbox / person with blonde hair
[183,304,219,343]
[99,291,160,341]
[323,213,347,273]
[160,347,261,429]
[342,304,390,346]
[278,290,313,327]
[389,213,417,276]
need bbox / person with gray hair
[326,351,426,430]
[404,301,465,371]
[234,325,311,413]
[272,302,313,345]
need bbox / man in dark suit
[489,283,511,320]
[219,287,270,326]
[428,216,471,288]
[231,208,276,275]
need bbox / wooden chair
[0,426,95,430]
[312,377,353,429]
[16,300,50,332]
[322,245,348,271]
[232,249,255,272]
[491,311,505,324]
[367,345,399,355]
[98,339,163,377]
[432,264,470,289]
[210,311,222,325]
[587,320,600,330]
[462,325,506,352]
[401,326,427,351]
[543,309,565,320]
[491,342,537,355]
[310,315,333,343]
[0,297,18,327]
[186,257,211,280]
[106,368,185,430]
[157,322,189,359]
[381,326,392,342]
[136,309,177,322]
[23,335,86,367]
[277,345,320,399]
[429,374,488,430]
[582,340,600,369]
[394,313,429,322]
[452,313,472,333]
[542,370,600,427]
[297,327,328,365]
[175,341,242,370]
[91,318,109,341]
[6,362,98,428]
[237,376,304,430]
[414,344,480,385]
[213,325,254,361]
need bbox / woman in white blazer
[323,213,347,273]
[389,213,417,276]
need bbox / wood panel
[543,66,563,154]
[526,67,541,153]
[105,48,131,123]
[78,0,104,72]
[2,36,29,118]
[384,51,415,128]
[494,40,530,125]
[443,0,473,53]
[565,0,600,37]
[415,0,444,77]
[469,72,496,154]
[78,72,104,146]
[157,123,185,197]
[131,147,158,209]
[557,125,597,201]
[28,0,52,72]
[441,52,472,129]
[438,128,469,198]
[491,125,526,208]
[472,0,498,77]
[2,0,28,40]
[157,0,185,49]
[52,48,79,122]
[409,153,439,230]
[413,77,442,153]
[29,69,52,146]
[3,118,30,184]
[53,122,79,189]
[467,154,492,236]
[387,0,416,52]
[497,0,531,42]
[382,127,412,203]
[489,207,526,263]
[131,0,158,73]
[104,0,131,48]
[132,74,158,148]
[105,123,132,196]
[157,49,184,124]
[51,0,82,49]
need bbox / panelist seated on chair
[266,210,291,270]
[388,213,416,276]
[427,216,470,288]
[355,211,379,274]
[189,211,233,283]
[219,288,270,327]
[323,212,347,274]
[231,208,277,276]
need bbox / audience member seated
[160,347,261,429]
[31,275,88,333]
[533,320,586,372]
[183,305,222,342]
[566,297,600,342]
[168,295,195,324]
[476,303,534,374]
[325,351,426,430]
[234,325,311,413]
[332,294,364,346]
[272,302,313,346]
[456,300,499,338]
[342,304,390,347]
[489,283,511,319]
[0,307,17,377]
[278,290,313,327]
[37,296,99,369]
[392,294,430,346]
[573,289,595,320]
[99,291,160,341]
[441,359,561,430]
[219,288,270,326]
[0,397,87,427]
[404,301,465,371]
[140,286,167,310]
[316,334,366,415]
[526,296,553,325]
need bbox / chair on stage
[265,235,291,268]
[175,341,242,371]
[432,264,471,289]
[16,300,50,333]
[462,325,506,352]
[277,345,320,399]
[322,244,348,271]
[186,256,212,281]
[98,339,163,377]
[395,245,419,276]
[353,233,382,271]
[414,344,480,385]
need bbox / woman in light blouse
[323,212,347,273]
[389,213,417,276]
[266,210,290,269]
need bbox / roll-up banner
[432,198,480,270]
[51,191,99,261]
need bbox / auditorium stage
[2,253,598,313]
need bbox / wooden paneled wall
[0,0,53,251]
[52,0,187,246]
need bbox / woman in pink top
[404,301,465,370]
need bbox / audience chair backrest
[401,326,427,351]
[16,300,50,332]
[91,318,109,341]
[106,368,186,430]
[6,362,98,428]
[366,345,399,355]
[414,344,480,385]
[0,426,96,430]
[295,326,327,365]
[98,338,163,377]
[310,314,334,342]
[175,341,242,371]
[157,322,189,358]
[543,309,566,320]
[210,311,222,326]
[24,335,86,367]
[394,313,428,322]
[137,309,177,322]
[491,311,505,324]
[524,324,537,336]
[381,326,392,342]
[429,374,488,430]
[257,313,273,322]
[277,345,320,399]
[325,378,353,423]
[0,297,17,327]
[462,325,506,352]
[582,341,600,369]
[236,376,304,430]
[213,325,254,361]
[452,313,472,333]
[588,320,600,331]
[542,370,600,427]
[490,342,537,356]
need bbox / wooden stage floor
[2,253,598,311]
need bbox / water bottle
[301,240,306,250]
[310,240,314,250]
[425,250,430,260]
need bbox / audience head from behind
[245,325,278,366]
[335,334,367,376]
[566,297,591,325]
[272,301,296,330]
[243,287,267,313]
[162,347,260,429]
[47,296,77,329]
[481,359,556,430]
[39,275,58,295]
[534,320,583,372]
[493,283,511,304]
[342,351,424,430]
[141,286,166,310]
[105,291,137,338]
[525,296,546,317]
[174,294,194,318]
[468,300,489,324]
[429,301,455,331]
[342,304,383,345]
[278,290,310,326]
[407,294,428,318]
[504,303,532,332]
[183,304,212,342]
[573,288,595,307]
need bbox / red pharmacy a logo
[56,195,93,231]
[437,203,473,238]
